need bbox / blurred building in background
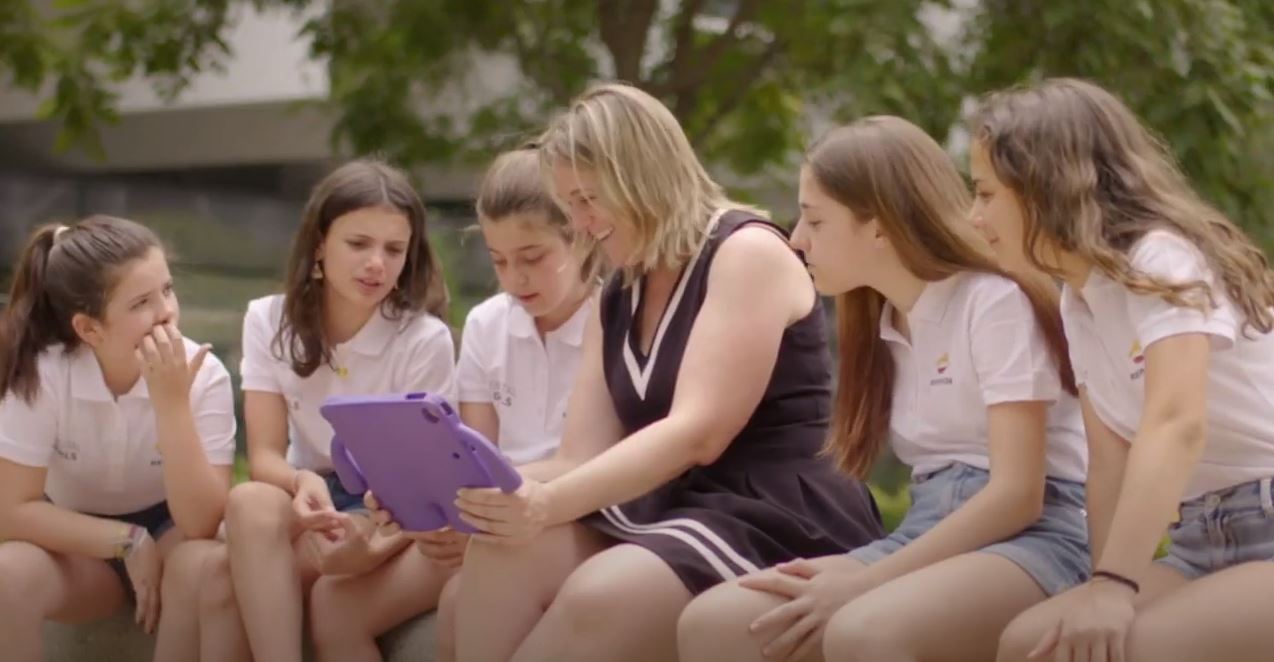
[0,6,499,367]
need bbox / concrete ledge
[44,610,438,662]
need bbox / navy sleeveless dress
[580,210,884,595]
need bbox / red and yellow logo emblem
[1129,340,1144,364]
[936,352,950,374]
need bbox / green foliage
[2,0,239,156]
[869,483,910,534]
[968,0,1274,233]
[4,0,1268,231]
[3,1,1268,228]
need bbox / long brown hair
[973,78,1274,334]
[809,116,1075,478]
[476,143,604,282]
[276,159,449,378]
[0,216,162,403]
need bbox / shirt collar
[507,296,539,341]
[507,291,596,348]
[553,292,594,348]
[878,274,962,342]
[344,309,403,356]
[69,345,148,402]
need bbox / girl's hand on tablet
[409,528,469,568]
[293,470,341,541]
[364,491,402,535]
[456,478,551,545]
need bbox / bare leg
[225,481,321,662]
[511,544,691,662]
[434,572,463,662]
[678,555,861,662]
[154,538,211,662]
[0,541,128,662]
[1124,561,1274,661]
[197,542,252,662]
[310,546,456,662]
[997,563,1188,661]
[822,552,1045,662]
[455,523,609,662]
[154,537,251,662]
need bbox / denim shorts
[848,462,1091,595]
[323,471,367,513]
[1157,476,1274,579]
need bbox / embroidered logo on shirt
[930,353,954,386]
[1129,340,1145,380]
[490,380,515,407]
[52,439,79,462]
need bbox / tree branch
[510,6,571,106]
[661,0,705,92]
[597,0,660,82]
[687,38,784,148]
[661,0,760,97]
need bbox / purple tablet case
[320,392,523,533]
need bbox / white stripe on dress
[602,504,761,579]
[600,506,741,581]
[622,208,729,400]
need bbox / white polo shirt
[239,295,456,472]
[0,340,237,516]
[884,271,1088,483]
[456,293,592,465]
[1061,230,1274,499]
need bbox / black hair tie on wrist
[1092,570,1140,594]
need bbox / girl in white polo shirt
[0,216,236,662]
[978,79,1274,662]
[678,116,1090,662]
[156,160,457,662]
[400,144,600,662]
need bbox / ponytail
[0,225,68,402]
[0,217,161,402]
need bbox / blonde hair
[538,82,763,275]
[809,116,1075,478]
[476,144,603,282]
[973,78,1274,334]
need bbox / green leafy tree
[967,0,1274,236]
[1,0,1269,227]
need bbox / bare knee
[823,602,908,662]
[160,541,206,604]
[0,542,54,622]
[225,481,292,541]
[436,574,463,661]
[197,545,237,614]
[550,567,634,636]
[309,577,363,647]
[996,609,1049,662]
[678,581,767,657]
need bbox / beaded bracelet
[1091,569,1140,594]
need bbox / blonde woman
[971,79,1274,662]
[444,83,883,662]
[678,116,1089,662]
